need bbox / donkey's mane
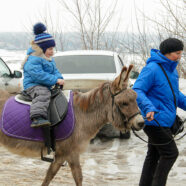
[74,82,110,112]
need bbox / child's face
[165,50,183,61]
[45,47,54,57]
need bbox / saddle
[19,85,68,126]
[16,85,68,161]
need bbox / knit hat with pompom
[33,23,55,53]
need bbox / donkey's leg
[41,156,65,186]
[67,153,83,186]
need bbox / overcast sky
[0,0,160,33]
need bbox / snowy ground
[0,50,185,186]
[0,130,186,186]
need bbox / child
[23,23,64,128]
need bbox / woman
[133,38,186,186]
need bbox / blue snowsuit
[23,47,63,90]
[23,45,63,119]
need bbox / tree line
[39,0,186,77]
[0,0,185,77]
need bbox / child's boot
[31,117,51,128]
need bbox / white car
[0,57,22,93]
[54,50,138,139]
[54,50,124,91]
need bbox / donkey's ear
[112,65,133,91]
[123,64,133,85]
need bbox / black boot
[31,117,51,128]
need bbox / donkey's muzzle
[138,121,145,129]
[131,114,145,131]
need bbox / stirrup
[41,147,55,163]
[40,148,67,167]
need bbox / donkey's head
[108,65,144,132]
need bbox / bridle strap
[109,86,127,98]
[128,111,141,122]
[109,86,127,121]
[109,86,140,123]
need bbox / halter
[109,86,141,125]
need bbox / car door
[0,58,22,93]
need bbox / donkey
[0,65,144,186]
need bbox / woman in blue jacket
[23,23,64,128]
[133,38,186,186]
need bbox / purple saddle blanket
[0,91,75,141]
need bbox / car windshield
[130,71,139,79]
[0,58,11,77]
[54,55,116,74]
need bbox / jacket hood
[28,41,52,61]
[146,49,178,72]
[22,41,52,69]
[27,47,34,55]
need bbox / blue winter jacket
[23,47,63,90]
[133,49,186,127]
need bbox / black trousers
[139,126,179,186]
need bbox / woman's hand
[57,79,65,85]
[146,112,154,121]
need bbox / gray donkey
[0,65,144,186]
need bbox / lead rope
[132,118,186,146]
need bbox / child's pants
[25,85,51,119]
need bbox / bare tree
[120,0,186,77]
[23,1,68,52]
[118,0,156,71]
[36,3,68,52]
[144,0,186,77]
[57,0,120,50]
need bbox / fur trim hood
[21,41,52,69]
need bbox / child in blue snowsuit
[23,23,64,128]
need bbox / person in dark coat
[133,38,186,186]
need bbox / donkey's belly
[0,130,44,157]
